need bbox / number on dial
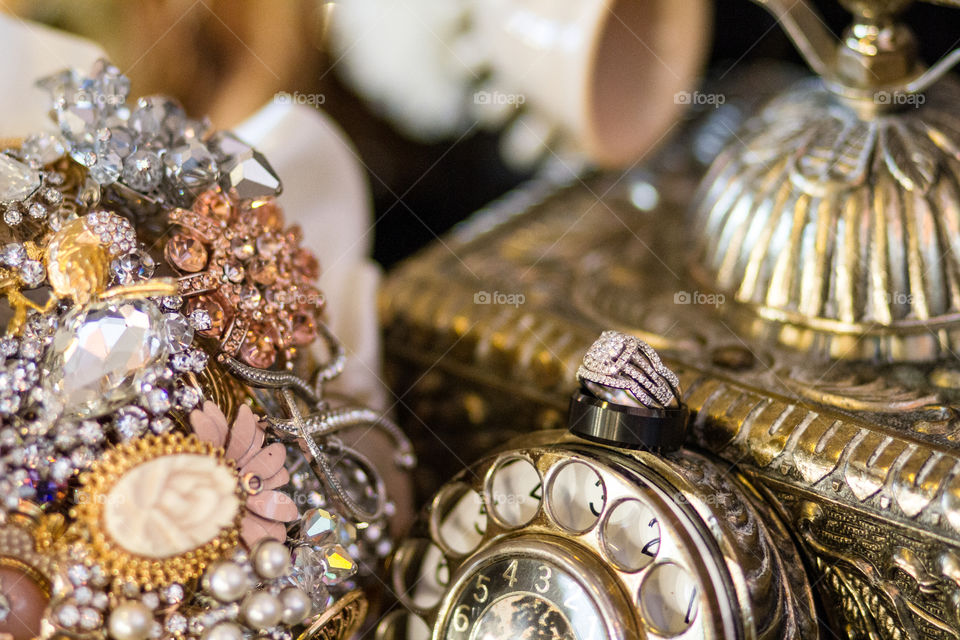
[602,498,661,572]
[549,461,606,531]
[490,458,541,526]
[639,562,701,636]
[437,486,486,555]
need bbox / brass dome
[691,77,960,361]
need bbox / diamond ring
[576,330,682,409]
[571,330,688,451]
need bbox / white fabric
[0,18,105,138]
[0,16,386,408]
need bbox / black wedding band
[568,390,689,452]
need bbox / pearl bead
[279,587,313,625]
[201,622,244,640]
[108,602,152,640]
[204,562,250,603]
[252,540,290,579]
[241,592,282,629]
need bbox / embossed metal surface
[689,0,960,364]
[690,77,960,362]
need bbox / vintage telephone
[378,0,960,638]
[378,332,817,639]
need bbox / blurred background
[4,0,957,268]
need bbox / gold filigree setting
[70,432,243,588]
[297,589,368,640]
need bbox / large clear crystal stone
[86,129,124,184]
[20,133,67,166]
[300,507,339,545]
[56,97,100,149]
[89,58,130,107]
[211,132,282,198]
[36,68,80,104]
[317,544,357,585]
[44,299,169,417]
[289,547,333,609]
[0,155,41,204]
[130,96,185,140]
[104,126,135,159]
[88,150,122,184]
[161,313,193,353]
[177,117,211,144]
[164,141,218,189]
[122,149,163,192]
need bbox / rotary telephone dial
[377,332,818,640]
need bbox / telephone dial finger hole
[639,562,701,637]
[547,460,606,533]
[601,498,661,572]
[432,482,487,556]
[391,538,449,610]
[488,456,542,528]
[375,610,431,640]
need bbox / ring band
[568,391,689,452]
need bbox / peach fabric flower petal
[241,513,287,547]
[227,404,264,464]
[247,490,298,522]
[186,400,296,549]
[240,442,287,480]
[258,467,290,492]
[236,426,268,469]
[190,401,229,447]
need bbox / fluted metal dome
[691,77,960,361]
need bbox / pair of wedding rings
[571,330,689,452]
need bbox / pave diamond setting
[577,330,682,409]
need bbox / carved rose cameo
[73,433,243,587]
[102,453,240,558]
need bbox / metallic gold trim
[296,589,367,640]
